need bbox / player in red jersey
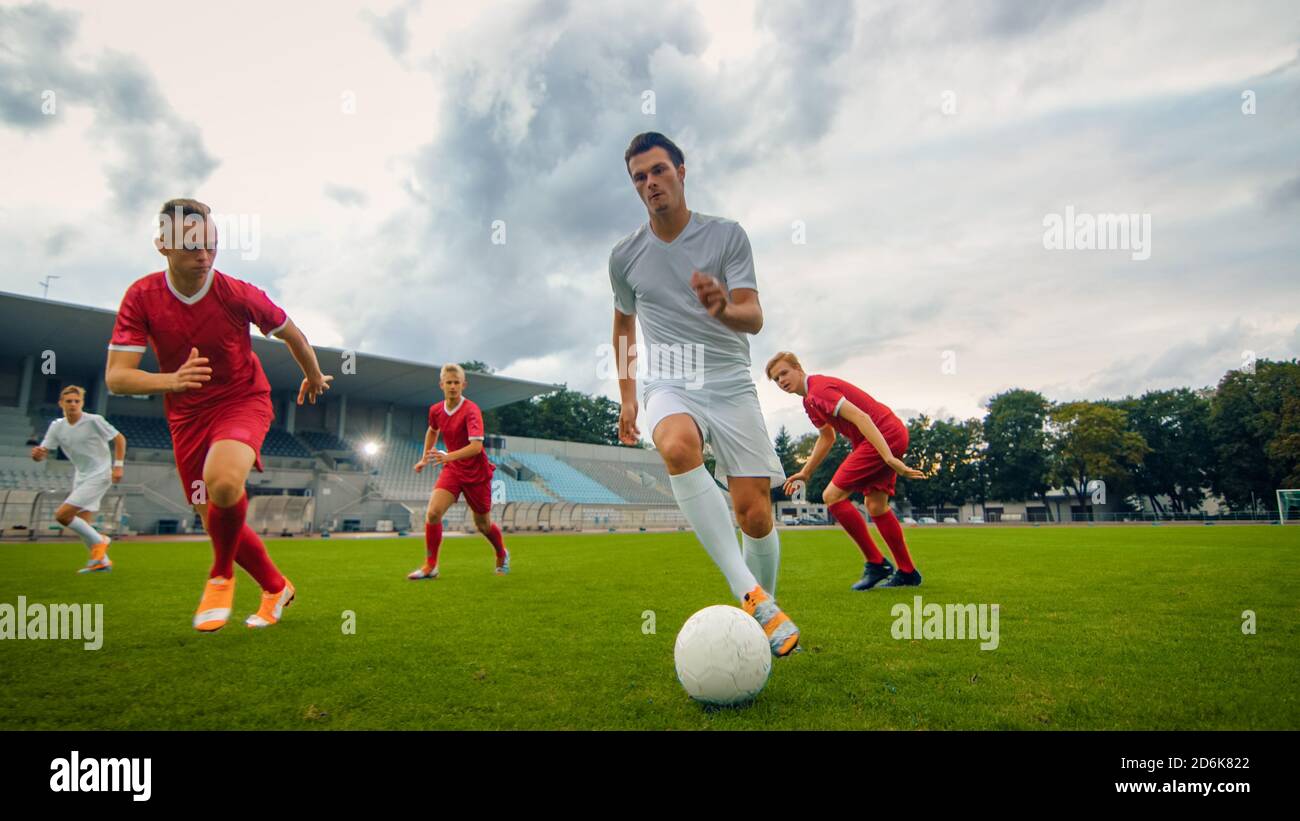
[105,199,333,631]
[408,364,509,579]
[766,351,927,590]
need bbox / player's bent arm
[112,433,126,462]
[105,349,191,395]
[838,402,897,462]
[719,288,763,335]
[446,440,484,462]
[800,425,837,477]
[273,319,325,381]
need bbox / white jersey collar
[165,267,215,305]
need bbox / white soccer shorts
[643,381,784,489]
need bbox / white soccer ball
[674,605,772,706]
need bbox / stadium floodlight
[1278,489,1300,525]
[363,441,380,457]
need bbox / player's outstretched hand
[690,271,728,319]
[30,446,47,462]
[783,472,808,497]
[618,400,640,445]
[886,455,926,480]
[297,373,334,405]
[171,347,211,393]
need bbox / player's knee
[204,474,244,507]
[739,509,772,537]
[475,519,492,534]
[659,438,700,472]
[56,511,75,526]
[866,497,889,517]
[425,511,442,525]
[823,484,847,505]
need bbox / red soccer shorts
[435,469,493,514]
[831,425,910,497]
[170,396,273,503]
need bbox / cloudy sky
[1,0,1297,440]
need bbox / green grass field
[1,525,1297,730]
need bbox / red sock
[206,493,248,579]
[872,509,915,573]
[235,525,285,593]
[424,521,442,566]
[829,500,884,563]
[485,523,506,561]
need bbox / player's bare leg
[59,504,112,573]
[411,489,455,579]
[656,413,799,656]
[473,509,509,574]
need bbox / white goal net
[1278,489,1300,525]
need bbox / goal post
[1278,490,1300,525]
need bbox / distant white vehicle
[969,516,985,524]
[943,517,958,524]
[918,516,937,524]
[779,515,799,526]
[903,516,918,525]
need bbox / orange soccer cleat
[194,576,235,632]
[246,579,296,629]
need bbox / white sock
[742,527,780,598]
[669,464,758,601]
[66,517,105,549]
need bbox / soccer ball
[674,605,772,706]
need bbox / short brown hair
[764,351,802,380]
[60,385,86,399]
[625,132,684,172]
[440,363,466,381]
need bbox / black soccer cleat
[871,568,922,589]
[850,558,894,591]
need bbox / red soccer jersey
[803,373,905,448]
[429,397,493,483]
[108,269,287,422]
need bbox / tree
[1048,401,1148,515]
[772,425,800,498]
[1210,359,1300,511]
[490,386,621,445]
[983,389,1052,515]
[1115,388,1212,513]
[897,416,983,515]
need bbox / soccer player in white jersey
[31,385,126,573]
[609,132,799,657]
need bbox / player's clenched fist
[690,271,728,318]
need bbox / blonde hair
[764,351,802,380]
[60,385,86,399]
[440,363,466,381]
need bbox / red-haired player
[106,199,332,631]
[767,352,926,590]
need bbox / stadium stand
[559,456,675,504]
[261,428,314,459]
[108,415,172,449]
[506,452,626,504]
[299,430,353,453]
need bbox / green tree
[1210,359,1300,512]
[897,416,983,515]
[1048,401,1148,515]
[772,425,800,498]
[491,386,621,445]
[1115,388,1212,513]
[983,389,1052,515]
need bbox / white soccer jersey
[41,413,119,480]
[608,212,759,391]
